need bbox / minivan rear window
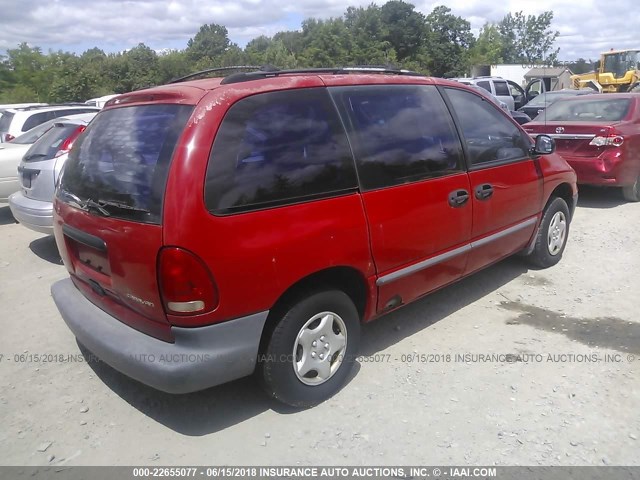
[58,104,193,224]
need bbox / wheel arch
[258,266,370,353]
[546,182,575,220]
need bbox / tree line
[0,1,583,103]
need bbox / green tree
[299,18,351,67]
[380,0,426,61]
[47,51,94,102]
[245,36,273,65]
[498,11,559,64]
[157,50,192,83]
[468,24,504,66]
[4,43,49,100]
[343,5,396,65]
[565,57,593,74]
[424,6,474,77]
[186,23,231,62]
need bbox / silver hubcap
[547,211,567,256]
[293,311,347,386]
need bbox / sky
[0,0,637,62]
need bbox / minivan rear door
[330,84,472,313]
[54,102,194,340]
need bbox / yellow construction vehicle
[571,49,640,92]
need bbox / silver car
[9,113,97,234]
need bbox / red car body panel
[53,200,173,341]
[525,94,640,187]
[362,173,472,314]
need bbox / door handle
[448,189,469,208]
[474,184,494,200]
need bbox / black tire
[622,175,640,202]
[257,290,360,407]
[527,197,570,268]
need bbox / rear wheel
[622,175,640,202]
[527,197,570,268]
[257,290,360,407]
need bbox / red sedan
[524,93,640,201]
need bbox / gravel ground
[0,186,638,467]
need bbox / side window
[445,88,530,166]
[22,112,54,132]
[476,81,491,93]
[204,88,357,214]
[508,82,524,97]
[330,85,463,190]
[493,81,510,96]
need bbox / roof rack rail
[168,65,266,84]
[14,103,95,111]
[220,65,423,85]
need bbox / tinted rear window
[23,124,80,162]
[59,104,193,224]
[540,98,631,122]
[205,88,357,215]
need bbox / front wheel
[622,175,640,202]
[257,290,360,407]
[527,197,570,268]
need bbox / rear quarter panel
[162,78,375,327]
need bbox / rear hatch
[54,103,194,341]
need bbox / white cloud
[0,0,636,60]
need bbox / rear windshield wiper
[95,199,151,215]
[59,190,110,217]
[84,198,111,217]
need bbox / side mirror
[531,134,555,155]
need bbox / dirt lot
[0,186,639,467]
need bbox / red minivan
[51,68,577,407]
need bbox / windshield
[603,50,640,78]
[58,104,193,224]
[539,98,631,122]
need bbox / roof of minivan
[106,73,467,109]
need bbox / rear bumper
[8,191,54,234]
[51,278,269,394]
[565,155,635,187]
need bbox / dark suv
[51,67,577,407]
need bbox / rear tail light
[54,125,86,157]
[4,133,15,142]
[589,135,624,147]
[158,247,219,315]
